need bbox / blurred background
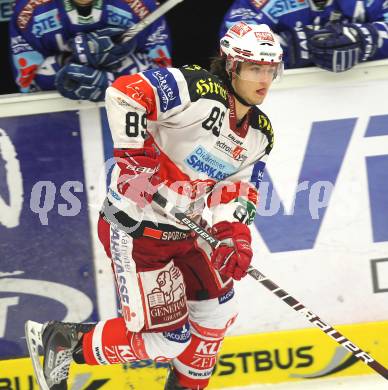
[0,0,235,94]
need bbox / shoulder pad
[180,65,228,107]
[250,107,274,154]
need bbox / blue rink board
[0,112,98,359]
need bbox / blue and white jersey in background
[9,0,172,92]
[220,0,388,68]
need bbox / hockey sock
[82,318,150,365]
[171,332,224,389]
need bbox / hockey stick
[152,191,388,380]
[120,0,184,43]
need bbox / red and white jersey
[103,65,274,233]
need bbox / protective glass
[236,62,284,83]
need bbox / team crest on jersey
[31,9,61,37]
[262,0,309,23]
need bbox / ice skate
[25,320,89,390]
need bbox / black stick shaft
[152,192,388,380]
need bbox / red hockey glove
[211,221,253,281]
[114,147,161,208]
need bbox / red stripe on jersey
[112,74,157,120]
[143,227,163,239]
[207,182,258,208]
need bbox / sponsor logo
[218,288,235,304]
[180,217,217,245]
[250,161,266,189]
[185,146,236,180]
[262,0,309,23]
[190,340,223,370]
[107,4,134,27]
[147,264,187,326]
[213,345,314,375]
[104,345,137,364]
[32,9,61,37]
[116,96,131,108]
[229,21,252,37]
[229,8,262,20]
[146,22,169,45]
[227,133,243,145]
[259,51,276,57]
[94,346,107,365]
[163,324,191,343]
[110,227,134,325]
[295,308,375,364]
[124,0,150,19]
[161,231,190,241]
[252,0,269,7]
[196,78,227,100]
[220,38,230,48]
[215,139,248,162]
[232,47,254,57]
[0,0,13,22]
[17,0,53,30]
[258,114,274,151]
[108,188,121,201]
[148,69,181,112]
[11,36,34,55]
[255,31,274,42]
[14,52,42,90]
[184,64,202,71]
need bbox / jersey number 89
[202,107,225,137]
[126,112,147,139]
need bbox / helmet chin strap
[225,76,253,107]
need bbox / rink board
[1,320,387,389]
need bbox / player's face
[232,62,276,105]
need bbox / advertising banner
[1,321,387,388]
[0,111,97,358]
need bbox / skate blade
[25,320,50,390]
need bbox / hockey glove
[114,147,162,208]
[211,221,253,281]
[55,63,113,102]
[280,24,315,68]
[307,22,379,72]
[69,27,137,70]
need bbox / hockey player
[220,0,388,72]
[9,0,172,101]
[25,21,282,389]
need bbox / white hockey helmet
[220,22,283,81]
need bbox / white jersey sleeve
[105,67,191,149]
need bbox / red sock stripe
[173,333,223,389]
[82,318,150,365]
